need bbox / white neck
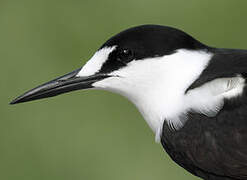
[93,49,213,142]
[125,50,212,141]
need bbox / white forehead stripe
[77,46,116,77]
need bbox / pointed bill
[10,68,109,104]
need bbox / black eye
[117,49,134,63]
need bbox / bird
[10,24,247,180]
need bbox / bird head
[11,25,214,141]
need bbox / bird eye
[117,49,133,63]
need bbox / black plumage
[10,25,247,180]
[162,106,247,180]
[163,49,247,180]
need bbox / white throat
[92,49,213,141]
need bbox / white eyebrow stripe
[77,46,116,77]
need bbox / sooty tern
[11,25,247,180]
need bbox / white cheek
[93,49,213,142]
[93,77,135,99]
[77,46,116,77]
[84,48,246,143]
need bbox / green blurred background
[1,0,247,179]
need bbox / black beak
[10,68,109,105]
